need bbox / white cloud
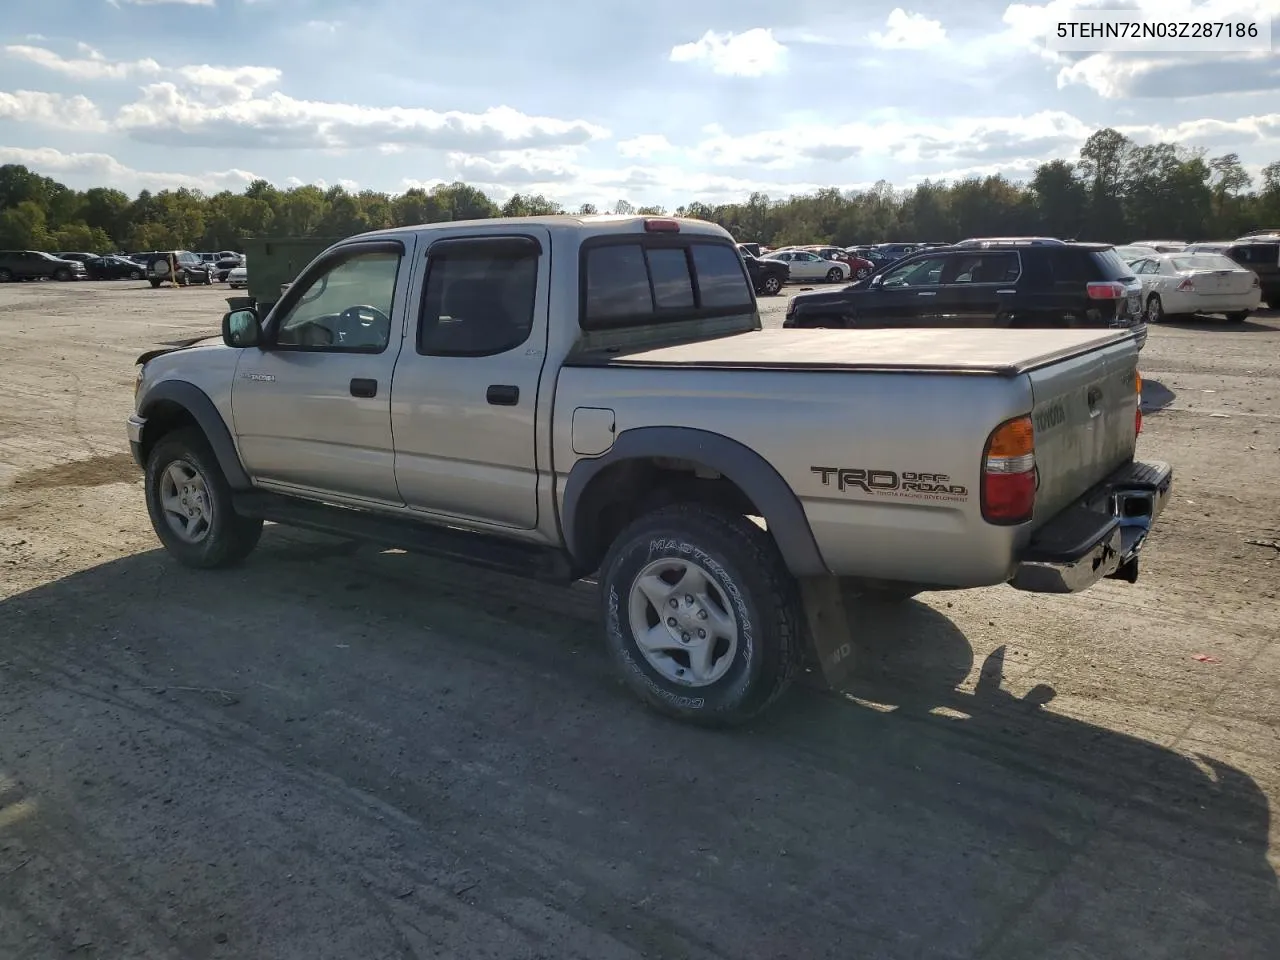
[868,9,948,49]
[0,146,258,193]
[173,64,282,101]
[305,20,342,33]
[690,110,1093,169]
[669,28,787,76]
[2,43,162,80]
[111,0,216,6]
[114,83,611,152]
[616,134,674,158]
[0,90,106,130]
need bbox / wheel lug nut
[697,609,707,620]
[697,629,706,639]
[685,595,693,604]
[681,633,690,643]
[667,618,677,627]
[669,598,678,608]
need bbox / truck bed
[583,328,1136,377]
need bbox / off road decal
[811,466,968,502]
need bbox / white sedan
[1129,252,1261,323]
[227,264,248,289]
[761,249,851,282]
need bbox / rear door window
[1229,243,1280,266]
[1086,248,1135,281]
[944,252,1020,284]
[582,239,753,328]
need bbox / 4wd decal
[811,467,969,502]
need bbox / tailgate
[1027,335,1140,526]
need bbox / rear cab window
[1085,248,1136,281]
[581,237,755,330]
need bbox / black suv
[1222,237,1279,307]
[738,246,789,295]
[784,239,1147,348]
[0,250,86,282]
[146,250,213,287]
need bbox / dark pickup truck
[784,239,1147,348]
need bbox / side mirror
[222,309,262,348]
[870,275,884,287]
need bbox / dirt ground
[1,279,1278,960]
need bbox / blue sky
[1,0,1278,206]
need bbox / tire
[1145,294,1164,323]
[1224,311,1248,323]
[826,267,844,283]
[203,272,213,286]
[54,267,72,282]
[0,268,12,282]
[599,502,802,726]
[149,279,161,289]
[855,268,871,279]
[144,427,262,569]
[760,275,782,296]
[130,270,142,280]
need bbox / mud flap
[798,577,858,688]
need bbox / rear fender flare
[138,380,251,489]
[562,426,828,577]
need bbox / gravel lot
[2,280,1279,959]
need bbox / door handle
[350,378,377,398]
[1087,386,1103,417]
[486,384,519,405]
[917,291,936,296]
[996,289,1016,294]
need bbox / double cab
[128,216,1171,725]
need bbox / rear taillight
[1177,278,1195,292]
[981,415,1036,525]
[1087,281,1126,299]
[1135,371,1143,436]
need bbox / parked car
[1221,237,1280,307]
[227,264,248,290]
[1130,252,1262,323]
[761,249,851,282]
[847,246,894,269]
[802,246,875,279]
[1130,240,1186,253]
[954,237,1062,248]
[872,242,920,261]
[0,250,86,282]
[127,214,1168,725]
[784,239,1147,348]
[1114,244,1161,261]
[127,251,159,264]
[738,248,788,295]
[84,255,146,280]
[213,255,243,282]
[51,251,99,264]
[1182,242,1232,255]
[146,250,213,287]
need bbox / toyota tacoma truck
[128,215,1171,725]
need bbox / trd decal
[811,467,968,501]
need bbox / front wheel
[1145,294,1164,323]
[826,267,844,283]
[144,428,263,569]
[54,267,72,282]
[855,267,871,279]
[149,279,162,289]
[130,270,142,280]
[760,275,782,296]
[599,502,801,725]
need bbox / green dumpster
[239,236,341,315]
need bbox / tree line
[1,128,1278,254]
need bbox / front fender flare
[138,380,251,489]
[562,426,829,577]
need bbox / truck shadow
[1141,377,1176,414]
[1,533,1277,959]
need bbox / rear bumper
[1010,459,1172,593]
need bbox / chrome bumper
[1010,459,1172,593]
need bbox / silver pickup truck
[128,215,1171,725]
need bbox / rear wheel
[129,269,142,280]
[1224,311,1248,323]
[53,267,72,282]
[144,428,262,569]
[599,502,802,726]
[149,279,162,289]
[1145,294,1164,323]
[761,275,782,296]
[826,267,844,283]
[0,268,12,282]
